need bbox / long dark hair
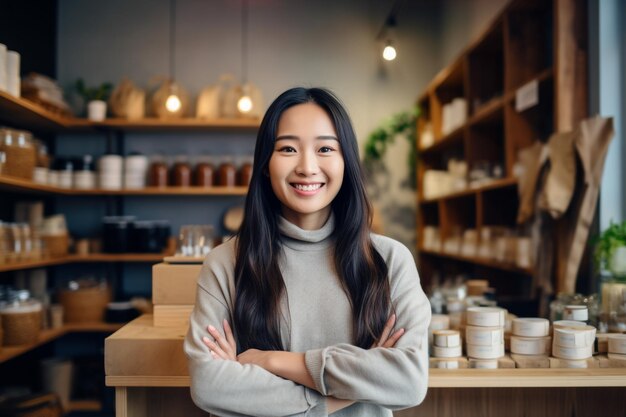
[234,87,391,351]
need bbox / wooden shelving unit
[0,253,172,273]
[0,91,260,132]
[0,175,248,196]
[0,322,122,364]
[66,399,102,413]
[415,0,588,313]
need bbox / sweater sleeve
[184,263,328,417]
[303,241,431,410]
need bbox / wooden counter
[105,315,626,416]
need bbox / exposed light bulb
[165,94,182,112]
[383,44,397,61]
[237,95,253,113]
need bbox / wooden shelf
[0,91,88,132]
[0,322,122,364]
[66,400,102,413]
[95,117,260,131]
[0,91,260,133]
[419,177,517,204]
[0,253,170,273]
[105,369,626,389]
[0,176,248,196]
[429,368,626,388]
[468,95,505,126]
[419,125,464,156]
[419,247,534,275]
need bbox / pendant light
[377,1,401,62]
[237,0,253,114]
[165,0,181,113]
[381,16,397,61]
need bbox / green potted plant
[595,221,626,276]
[75,78,113,121]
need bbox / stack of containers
[510,318,551,367]
[99,155,123,190]
[124,154,149,189]
[552,320,596,368]
[0,44,20,97]
[465,307,506,368]
[607,334,626,361]
[431,329,463,369]
[428,314,450,349]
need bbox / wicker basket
[42,234,69,258]
[58,286,111,323]
[1,303,42,346]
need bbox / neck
[281,208,331,230]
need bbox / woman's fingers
[223,319,237,353]
[206,324,236,360]
[376,314,396,347]
[381,328,405,348]
[202,336,229,359]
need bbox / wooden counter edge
[106,369,626,388]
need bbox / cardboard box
[154,305,194,327]
[152,263,202,305]
[105,315,188,377]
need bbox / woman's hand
[372,313,405,348]
[237,348,272,369]
[201,319,237,361]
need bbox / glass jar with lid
[237,156,253,186]
[0,289,42,346]
[194,155,215,187]
[217,156,237,187]
[0,128,36,180]
[171,155,192,187]
[148,155,169,187]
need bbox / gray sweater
[184,215,431,417]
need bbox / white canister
[610,247,626,275]
[98,155,123,175]
[74,171,96,189]
[88,100,107,121]
[563,305,588,322]
[99,174,123,190]
[33,167,49,185]
[0,43,7,91]
[6,50,20,97]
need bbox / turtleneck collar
[278,213,335,251]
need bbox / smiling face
[268,102,345,230]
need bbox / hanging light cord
[169,0,176,81]
[241,0,248,84]
[376,0,402,40]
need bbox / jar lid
[64,278,107,291]
[107,301,134,310]
[77,154,94,171]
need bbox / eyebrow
[275,135,339,141]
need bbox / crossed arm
[201,315,405,414]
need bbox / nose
[295,149,319,176]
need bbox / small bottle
[57,158,74,189]
[74,155,97,189]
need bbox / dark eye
[277,146,296,153]
[319,146,335,153]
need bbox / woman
[184,87,431,417]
